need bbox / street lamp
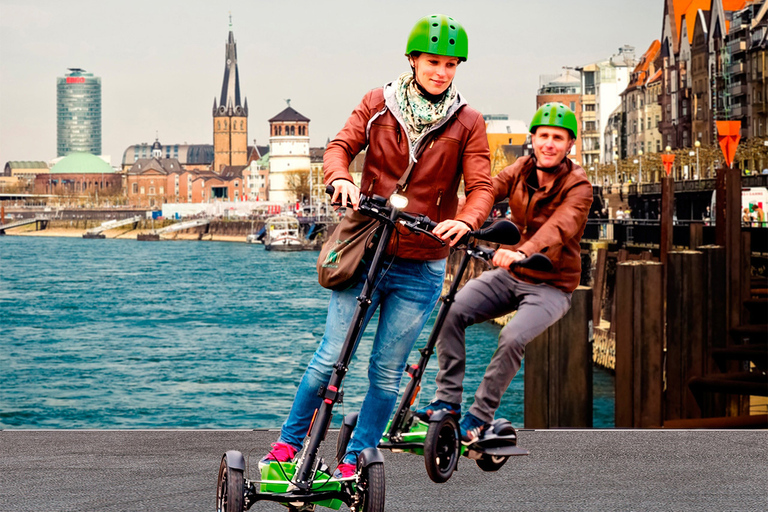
[589,166,595,184]
[688,150,696,180]
[695,140,701,178]
[638,150,643,184]
[613,152,619,183]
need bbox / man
[416,103,593,442]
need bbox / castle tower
[268,101,310,204]
[213,28,248,173]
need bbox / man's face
[532,126,575,168]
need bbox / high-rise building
[57,68,102,157]
[213,29,248,173]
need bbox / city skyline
[0,0,662,166]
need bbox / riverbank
[2,220,249,242]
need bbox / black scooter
[336,221,552,483]
[217,187,463,512]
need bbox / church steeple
[216,29,244,117]
[213,20,248,173]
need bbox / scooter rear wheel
[354,462,385,512]
[216,454,244,512]
[423,415,460,483]
[475,454,508,472]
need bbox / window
[132,183,138,194]
[570,101,576,111]
[140,186,145,194]
[159,187,164,194]
[149,187,155,195]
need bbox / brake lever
[400,218,446,246]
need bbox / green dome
[50,152,113,174]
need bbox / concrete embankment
[4,219,262,242]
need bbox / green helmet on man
[530,103,578,139]
[406,14,468,61]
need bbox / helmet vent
[449,39,455,44]
[432,22,438,26]
[431,36,438,42]
[450,25,455,29]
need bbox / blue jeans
[278,257,446,462]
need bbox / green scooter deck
[259,462,346,510]
[379,419,467,457]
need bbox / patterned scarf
[395,72,457,144]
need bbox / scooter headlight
[389,194,408,210]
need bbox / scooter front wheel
[354,462,385,512]
[475,454,508,472]
[216,454,244,512]
[423,414,460,483]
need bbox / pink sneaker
[258,442,298,469]
[333,462,356,479]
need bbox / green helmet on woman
[530,103,578,139]
[406,14,468,61]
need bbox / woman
[260,14,494,478]
[416,103,593,442]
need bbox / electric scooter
[336,223,553,484]
[217,186,456,512]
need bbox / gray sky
[0,0,663,167]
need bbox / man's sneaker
[332,462,357,480]
[258,442,298,469]
[459,413,490,445]
[414,399,460,421]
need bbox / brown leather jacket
[324,86,494,260]
[494,155,593,292]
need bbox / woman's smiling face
[409,53,460,96]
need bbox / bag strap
[394,130,439,194]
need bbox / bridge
[0,216,50,235]
[83,215,144,239]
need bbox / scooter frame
[217,189,453,512]
[339,226,552,483]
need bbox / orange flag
[716,120,741,168]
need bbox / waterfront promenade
[1,429,765,511]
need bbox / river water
[0,236,614,429]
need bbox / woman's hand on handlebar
[331,179,360,211]
[432,219,470,247]
[493,248,526,269]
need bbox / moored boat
[263,215,304,251]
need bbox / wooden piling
[699,245,727,417]
[715,167,727,246]
[665,251,705,421]
[593,247,607,326]
[725,167,743,331]
[689,223,704,250]
[660,177,675,266]
[615,261,664,428]
[524,286,593,428]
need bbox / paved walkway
[1,429,766,511]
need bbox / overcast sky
[0,0,663,167]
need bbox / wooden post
[660,176,675,265]
[665,251,705,422]
[715,167,727,246]
[524,286,593,428]
[615,261,664,428]
[699,246,727,417]
[689,223,704,250]
[593,247,608,326]
[725,167,742,331]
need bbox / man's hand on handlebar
[493,248,526,269]
[330,179,360,211]
[432,219,471,247]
